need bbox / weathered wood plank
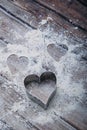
[30,115,77,130]
[0,1,87,130]
[0,85,22,118]
[35,0,87,31]
[0,0,62,30]
[14,109,77,130]
[0,8,30,44]
[0,84,37,130]
[1,0,86,39]
[2,114,37,130]
[0,0,37,29]
[61,106,87,130]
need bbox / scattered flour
[0,22,86,125]
[11,100,26,112]
[39,16,53,25]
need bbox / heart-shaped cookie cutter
[24,72,57,109]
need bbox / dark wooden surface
[1,0,87,39]
[10,0,87,38]
[61,106,87,130]
[0,0,87,130]
[35,0,87,30]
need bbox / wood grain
[4,0,87,39]
[35,0,87,30]
[61,106,87,130]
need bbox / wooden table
[0,0,87,130]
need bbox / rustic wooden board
[32,116,77,130]
[61,106,87,130]
[0,77,37,130]
[0,78,79,130]
[1,0,86,39]
[0,8,30,44]
[0,0,87,130]
[0,10,36,130]
[35,0,87,31]
[2,114,37,130]
[0,0,38,29]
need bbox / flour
[39,16,53,25]
[0,21,86,125]
[11,100,26,112]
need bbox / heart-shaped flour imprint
[47,44,68,61]
[24,72,57,109]
[7,54,28,74]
